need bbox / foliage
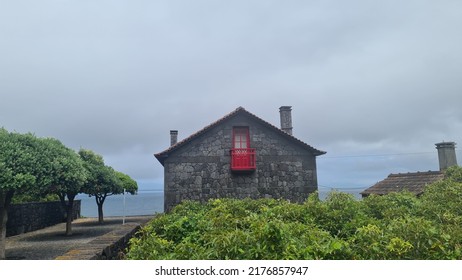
[1,129,87,205]
[361,190,420,220]
[79,149,138,223]
[127,166,462,260]
[1,128,88,246]
[116,171,138,195]
[37,137,88,236]
[1,129,43,259]
[127,198,348,260]
[1,129,86,257]
[1,129,42,196]
[79,149,118,197]
[1,128,138,259]
[12,193,60,204]
[35,137,88,197]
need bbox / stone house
[361,142,458,197]
[155,106,326,212]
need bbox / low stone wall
[6,200,81,237]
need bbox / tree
[0,129,40,259]
[1,128,87,258]
[38,137,87,236]
[79,149,137,224]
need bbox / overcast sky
[1,1,461,194]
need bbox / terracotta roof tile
[155,107,325,165]
[361,171,444,196]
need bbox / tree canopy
[79,149,137,223]
[1,128,138,258]
[1,129,47,259]
[1,129,88,257]
[1,129,42,197]
[40,137,88,236]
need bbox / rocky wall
[6,200,81,237]
[163,114,318,212]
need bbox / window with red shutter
[231,127,256,171]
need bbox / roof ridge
[389,170,442,177]
[154,107,325,165]
[154,107,245,159]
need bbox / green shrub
[127,167,462,260]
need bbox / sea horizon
[76,190,164,218]
[76,188,362,218]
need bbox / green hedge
[126,166,462,260]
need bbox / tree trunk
[96,194,106,224]
[0,207,7,260]
[0,190,14,260]
[97,202,104,224]
[65,194,76,236]
[58,193,67,221]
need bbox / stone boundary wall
[7,200,81,237]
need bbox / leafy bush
[127,167,462,260]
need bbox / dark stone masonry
[156,107,325,212]
[6,200,80,237]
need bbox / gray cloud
[1,1,461,192]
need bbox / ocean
[76,191,164,218]
[75,189,361,218]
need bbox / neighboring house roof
[155,106,326,165]
[360,171,444,197]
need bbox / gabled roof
[155,106,326,165]
[360,171,444,197]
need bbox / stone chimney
[170,130,178,146]
[279,106,293,135]
[435,142,458,171]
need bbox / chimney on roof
[435,142,458,171]
[170,130,178,146]
[279,106,293,135]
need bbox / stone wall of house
[6,200,81,237]
[164,114,318,212]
